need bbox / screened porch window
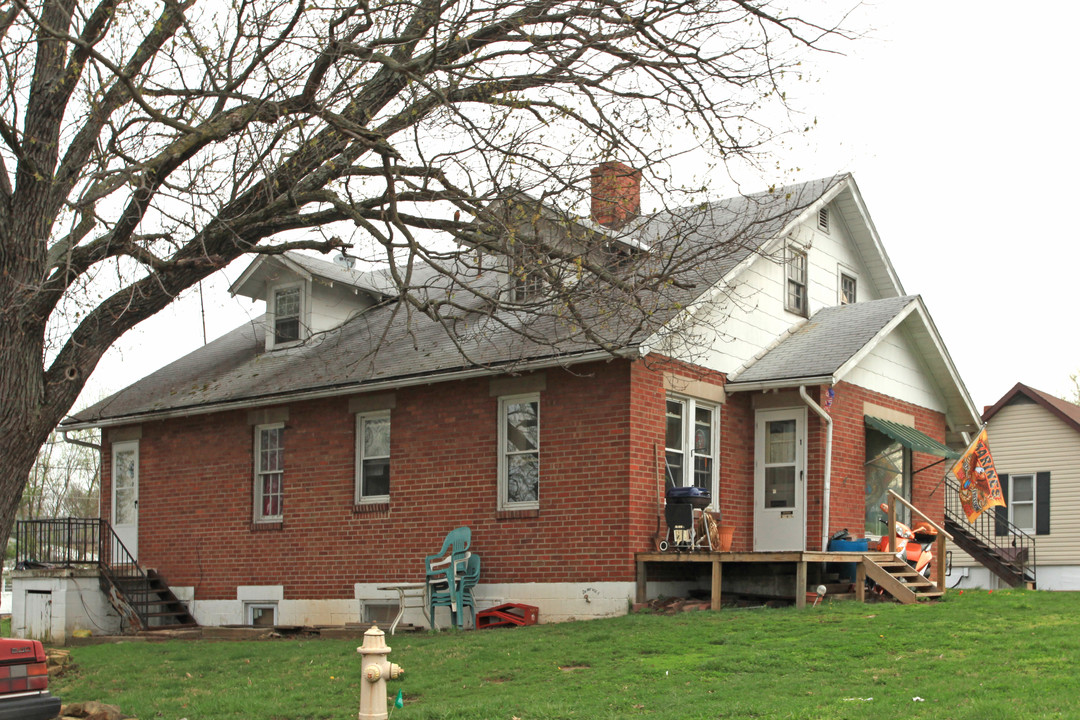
[864,427,911,534]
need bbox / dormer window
[273,286,302,345]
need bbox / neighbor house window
[864,426,910,535]
[255,423,284,521]
[498,394,540,509]
[665,397,719,498]
[356,411,391,503]
[785,247,808,316]
[1008,473,1035,533]
[273,286,302,345]
[840,272,857,305]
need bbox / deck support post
[856,559,866,602]
[795,560,807,609]
[636,560,647,604]
[711,558,722,610]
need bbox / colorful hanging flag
[951,427,1005,522]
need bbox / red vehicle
[0,637,61,720]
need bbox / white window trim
[665,395,720,503]
[497,393,540,511]
[355,410,391,504]
[1009,473,1036,533]
[837,266,858,305]
[267,281,307,351]
[254,422,285,522]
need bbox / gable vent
[817,207,830,233]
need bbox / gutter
[724,376,835,394]
[799,385,833,552]
[60,348,632,431]
[62,430,101,451]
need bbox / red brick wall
[822,381,949,543]
[101,361,645,601]
[98,359,949,603]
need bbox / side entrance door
[753,407,807,551]
[111,440,139,559]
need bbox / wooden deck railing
[885,490,952,591]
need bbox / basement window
[245,603,277,627]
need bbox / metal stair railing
[15,517,101,567]
[14,517,171,629]
[942,477,1036,588]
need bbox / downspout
[799,386,833,551]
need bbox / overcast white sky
[79,1,1080,414]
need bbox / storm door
[753,408,807,551]
[111,440,139,559]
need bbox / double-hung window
[785,247,808,316]
[273,286,302,346]
[356,411,391,504]
[498,394,540,509]
[1009,473,1036,533]
[665,397,719,498]
[840,272,857,305]
[255,423,284,521]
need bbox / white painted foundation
[11,568,122,644]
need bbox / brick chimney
[590,162,641,229]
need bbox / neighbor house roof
[64,174,906,429]
[983,382,1080,434]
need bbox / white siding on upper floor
[661,201,885,376]
[844,323,946,413]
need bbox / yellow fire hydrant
[358,625,404,720]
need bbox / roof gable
[983,382,1080,435]
[726,295,981,435]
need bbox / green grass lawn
[51,589,1080,720]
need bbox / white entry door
[111,441,139,559]
[754,408,807,551]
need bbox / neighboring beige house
[950,383,1080,590]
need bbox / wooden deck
[635,550,896,609]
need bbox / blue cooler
[827,537,869,583]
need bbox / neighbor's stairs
[861,551,943,604]
[944,517,1033,588]
[101,568,198,631]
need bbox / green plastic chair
[425,527,471,628]
[430,553,481,629]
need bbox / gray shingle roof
[67,176,844,426]
[728,295,919,385]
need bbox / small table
[376,583,429,635]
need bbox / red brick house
[57,169,980,628]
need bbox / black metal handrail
[15,517,101,567]
[15,517,154,627]
[942,477,1036,587]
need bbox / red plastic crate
[476,603,539,629]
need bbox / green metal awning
[864,416,961,460]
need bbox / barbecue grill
[660,486,712,551]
